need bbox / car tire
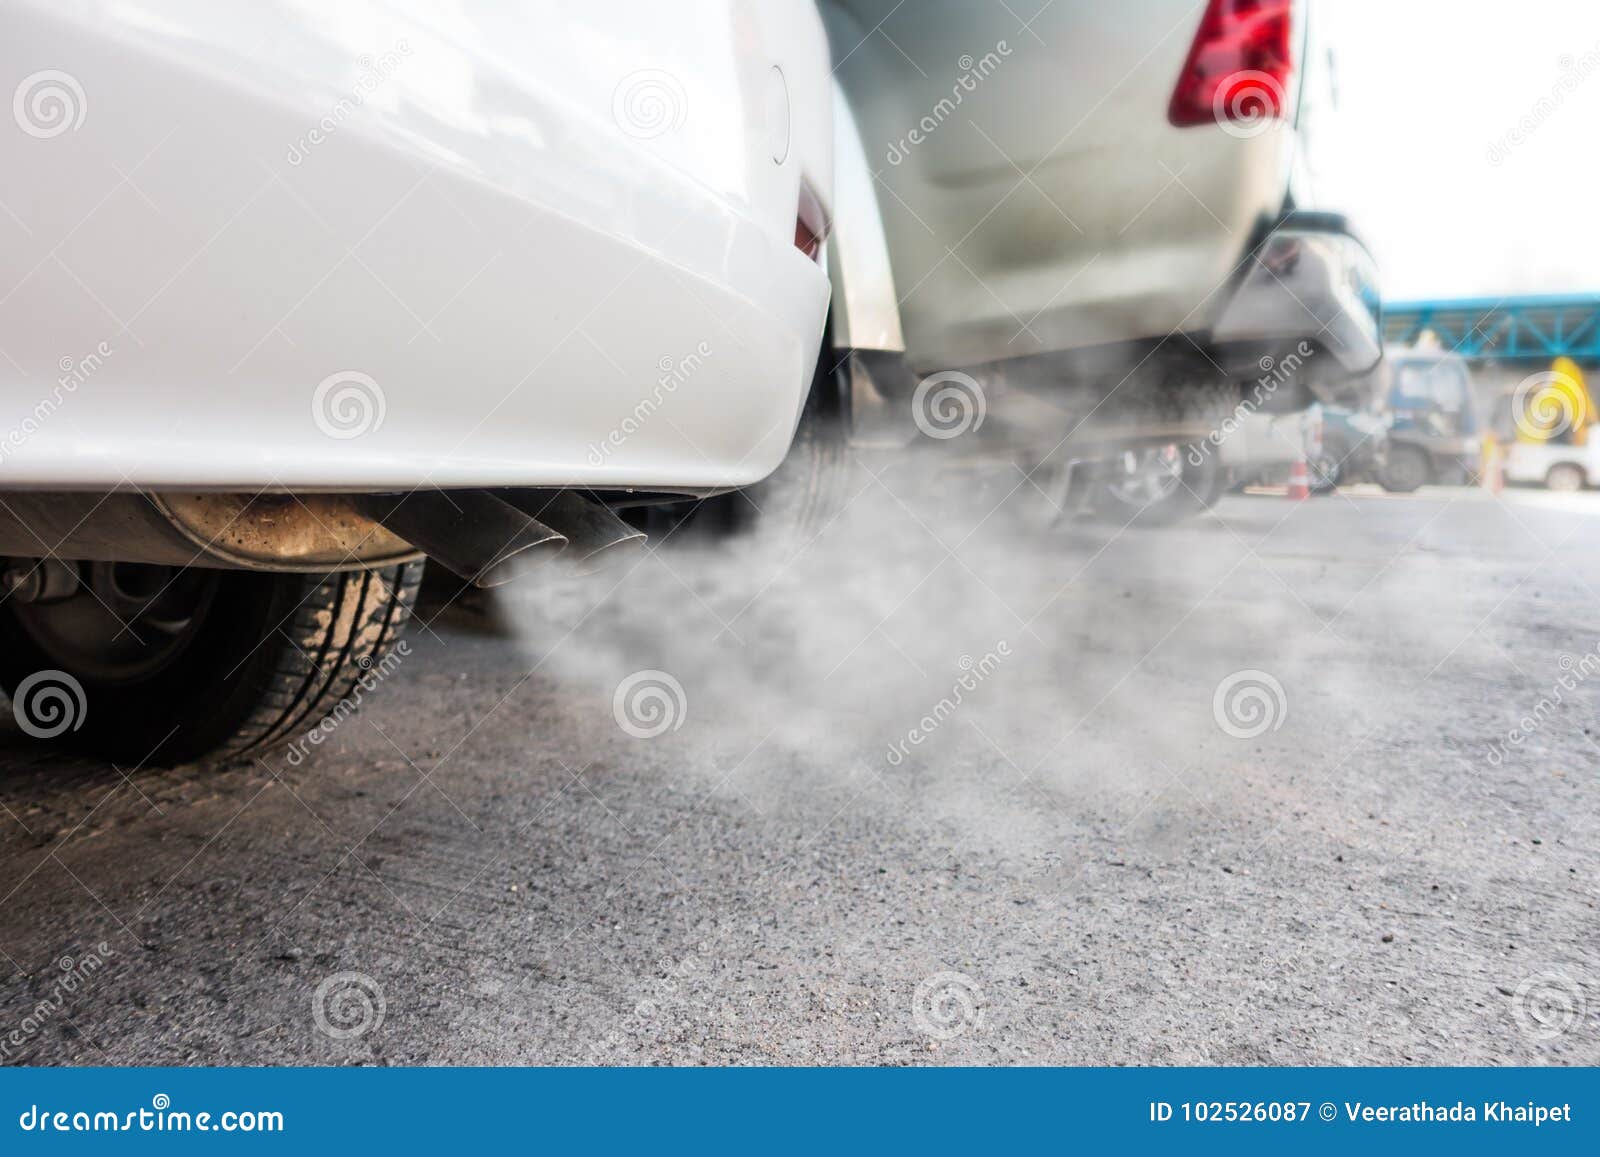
[1090,442,1221,526]
[635,337,852,546]
[1309,454,1342,493]
[1377,444,1431,493]
[1190,461,1230,509]
[1546,462,1586,492]
[732,342,851,541]
[0,561,423,766]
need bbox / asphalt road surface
[1,475,1597,1065]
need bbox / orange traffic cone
[1483,434,1504,495]
[1286,457,1310,500]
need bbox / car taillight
[794,182,828,262]
[1168,0,1294,130]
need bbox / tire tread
[215,562,423,760]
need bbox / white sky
[1317,0,1600,301]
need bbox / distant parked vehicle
[1500,356,1599,490]
[1208,400,1388,493]
[1311,405,1390,490]
[1215,405,1324,490]
[1504,440,1600,491]
[806,0,1381,526]
[1375,350,1481,492]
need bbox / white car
[0,0,833,762]
[1505,440,1599,492]
[1208,404,1323,481]
[817,0,1381,520]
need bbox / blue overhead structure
[1382,294,1600,362]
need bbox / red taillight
[794,182,827,262]
[1168,0,1294,130]
[794,217,822,261]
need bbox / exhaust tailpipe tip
[354,490,567,588]
[496,490,648,577]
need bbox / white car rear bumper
[0,1,831,493]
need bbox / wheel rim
[1385,450,1427,490]
[1106,444,1185,506]
[3,561,220,683]
[1549,466,1583,492]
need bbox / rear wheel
[0,560,423,765]
[1090,442,1220,525]
[1377,444,1430,493]
[1309,454,1342,493]
[1546,462,1586,492]
[724,344,851,540]
[635,338,852,546]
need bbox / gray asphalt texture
[1,477,1597,1065]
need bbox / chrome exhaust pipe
[354,490,567,587]
[497,490,647,576]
